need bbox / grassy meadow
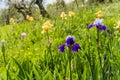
[0,1,120,80]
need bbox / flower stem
[46,31,50,44]
[68,47,72,80]
[71,17,73,27]
[107,36,112,80]
[46,31,54,72]
[68,17,71,34]
[64,52,67,79]
[97,29,103,80]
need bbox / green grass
[0,2,120,80]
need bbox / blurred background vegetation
[0,0,119,25]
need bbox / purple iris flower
[58,35,81,52]
[88,18,107,31]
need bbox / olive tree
[30,0,50,18]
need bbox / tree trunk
[35,0,50,18]
[109,0,112,2]
[61,0,66,11]
[18,10,27,20]
[6,9,10,24]
[74,0,79,8]
[14,2,32,20]
[98,0,104,2]
[89,0,94,3]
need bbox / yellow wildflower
[26,15,34,21]
[29,16,34,21]
[96,10,102,19]
[113,26,120,30]
[68,11,75,17]
[42,21,53,32]
[10,18,15,24]
[113,21,120,31]
[96,10,102,14]
[60,12,67,20]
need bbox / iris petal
[72,43,81,52]
[58,44,66,52]
[66,36,75,45]
[88,24,93,29]
[95,24,102,27]
[99,25,107,31]
[93,18,103,25]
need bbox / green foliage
[0,1,120,80]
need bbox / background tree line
[0,0,119,25]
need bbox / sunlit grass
[0,2,120,80]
